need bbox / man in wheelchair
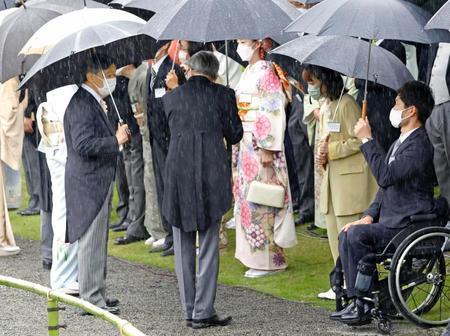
[330,81,438,325]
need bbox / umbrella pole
[171,41,179,71]
[225,40,230,88]
[362,40,372,118]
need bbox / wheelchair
[332,212,450,334]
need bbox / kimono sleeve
[254,64,286,152]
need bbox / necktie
[388,139,401,164]
[100,100,108,115]
[150,67,157,91]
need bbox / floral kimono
[233,60,296,271]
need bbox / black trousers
[338,223,402,298]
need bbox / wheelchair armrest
[409,214,438,223]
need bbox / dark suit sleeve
[363,189,383,221]
[222,88,243,145]
[174,64,186,86]
[66,97,119,158]
[361,133,431,189]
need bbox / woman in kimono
[233,39,296,278]
[0,77,28,256]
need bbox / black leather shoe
[112,220,131,232]
[186,319,193,328]
[150,242,171,253]
[340,299,372,325]
[295,214,314,226]
[191,315,232,329]
[114,235,142,245]
[329,301,355,321]
[43,261,52,270]
[79,305,120,316]
[160,246,174,257]
[106,298,120,307]
[18,208,40,216]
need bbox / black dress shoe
[80,305,120,316]
[340,299,372,325]
[43,261,52,270]
[112,220,131,232]
[150,242,171,253]
[295,214,314,226]
[160,245,174,257]
[329,301,355,321]
[106,298,120,307]
[18,208,40,216]
[186,319,193,328]
[191,315,232,329]
[114,235,142,245]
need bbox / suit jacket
[162,76,243,232]
[64,88,120,243]
[319,94,378,216]
[427,101,450,204]
[362,127,436,229]
[146,56,185,155]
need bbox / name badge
[239,93,252,104]
[155,88,166,98]
[327,122,341,133]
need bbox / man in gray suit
[162,52,243,329]
[64,54,130,315]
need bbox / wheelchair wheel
[388,227,450,328]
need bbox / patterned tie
[150,67,157,91]
[388,139,401,164]
[100,99,108,115]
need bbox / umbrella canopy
[109,0,177,13]
[0,6,61,82]
[0,0,15,10]
[25,0,108,12]
[285,0,450,43]
[20,8,144,55]
[298,0,322,4]
[0,7,16,23]
[20,20,156,94]
[271,35,414,90]
[141,0,298,42]
[425,0,450,30]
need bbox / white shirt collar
[152,55,168,74]
[399,127,419,143]
[81,83,102,103]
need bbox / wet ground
[0,238,444,336]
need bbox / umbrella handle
[362,100,368,118]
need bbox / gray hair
[185,51,219,80]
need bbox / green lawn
[10,176,335,310]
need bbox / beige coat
[319,94,378,217]
[0,77,28,247]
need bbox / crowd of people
[0,0,449,331]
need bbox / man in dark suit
[64,54,130,315]
[162,51,242,329]
[331,81,436,324]
[146,41,185,256]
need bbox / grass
[9,173,336,310]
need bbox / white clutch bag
[246,181,285,208]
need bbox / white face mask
[237,44,256,62]
[389,106,411,128]
[96,76,116,98]
[178,50,189,64]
